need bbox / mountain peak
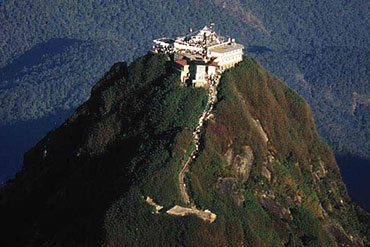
[1,53,369,246]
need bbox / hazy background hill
[1,0,369,208]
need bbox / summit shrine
[153,24,244,87]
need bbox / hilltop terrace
[153,25,244,87]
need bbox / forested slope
[1,54,369,246]
[1,0,370,209]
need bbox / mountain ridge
[1,3,370,214]
[1,53,369,246]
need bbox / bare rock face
[225,145,254,183]
[314,159,328,181]
[251,118,269,144]
[261,166,272,182]
[225,148,233,165]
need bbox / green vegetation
[0,53,208,246]
[1,54,369,246]
[0,39,123,124]
[242,191,283,247]
[104,189,230,247]
[1,1,370,207]
[291,207,336,246]
[102,57,370,246]
[184,58,370,246]
[87,53,209,206]
[256,47,370,160]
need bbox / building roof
[174,60,188,66]
[153,38,175,44]
[201,26,212,33]
[182,53,204,62]
[174,25,228,47]
[208,43,244,53]
[209,61,218,67]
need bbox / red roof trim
[174,60,188,66]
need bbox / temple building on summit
[153,24,244,87]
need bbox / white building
[192,65,207,87]
[173,60,190,85]
[153,25,244,87]
[207,43,244,71]
[207,62,218,76]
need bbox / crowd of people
[179,72,222,204]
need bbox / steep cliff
[0,53,368,247]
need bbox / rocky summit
[0,53,369,247]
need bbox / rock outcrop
[0,54,369,247]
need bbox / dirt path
[179,73,221,205]
[166,205,217,223]
[145,74,221,223]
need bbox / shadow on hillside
[336,155,370,212]
[0,109,74,185]
[0,38,79,89]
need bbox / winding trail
[179,73,222,205]
[145,73,221,223]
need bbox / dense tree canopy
[0,0,369,195]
